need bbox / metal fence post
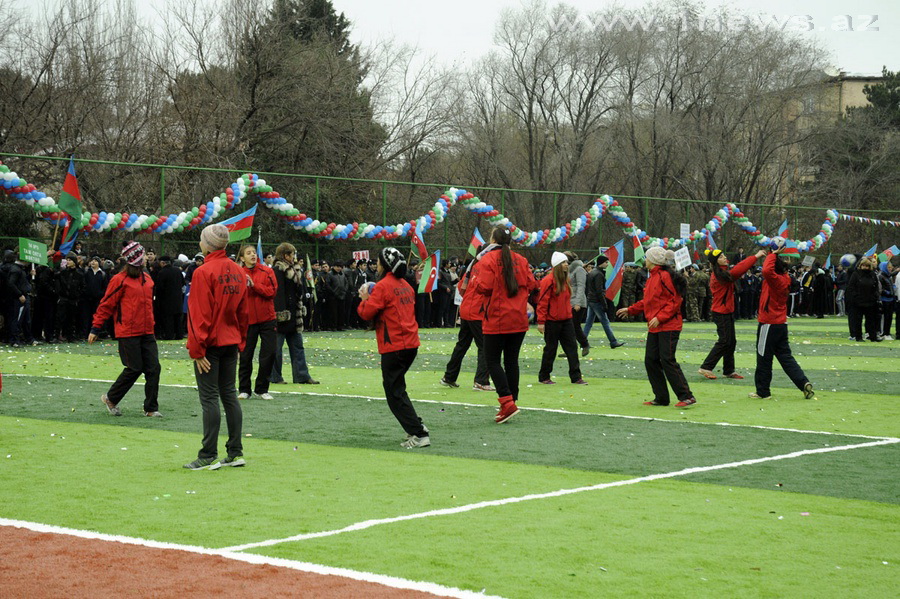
[553,193,558,230]
[315,177,320,260]
[159,167,165,256]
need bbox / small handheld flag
[706,233,718,250]
[604,239,625,304]
[824,254,831,270]
[411,226,428,262]
[864,243,878,257]
[58,156,83,243]
[418,251,441,293]
[468,227,485,257]
[632,235,645,266]
[777,219,789,239]
[305,254,317,302]
[220,204,258,242]
[256,233,263,262]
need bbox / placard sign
[801,255,816,267]
[18,238,47,266]
[352,250,370,262]
[674,247,692,270]
[680,223,690,238]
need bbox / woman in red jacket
[698,248,766,380]
[237,244,278,401]
[358,247,429,449]
[471,227,538,423]
[617,246,697,407]
[752,244,815,400]
[88,241,161,417]
[537,252,587,385]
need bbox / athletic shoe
[698,368,717,380]
[539,379,556,385]
[237,392,250,400]
[495,402,520,424]
[724,373,744,379]
[210,456,246,470]
[675,398,697,407]
[400,435,431,449]
[581,346,590,357]
[404,425,430,441]
[144,411,163,418]
[298,379,320,384]
[803,382,816,400]
[643,400,668,406]
[610,341,625,349]
[257,392,274,401]
[884,335,895,341]
[101,394,121,416]
[440,377,459,388]
[748,392,772,399]
[472,382,495,391]
[572,379,588,385]
[183,457,216,470]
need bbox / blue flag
[824,254,831,270]
[864,243,878,257]
[706,233,717,250]
[256,233,263,263]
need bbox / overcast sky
[64,0,900,74]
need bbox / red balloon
[89,214,99,225]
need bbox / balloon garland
[0,160,855,252]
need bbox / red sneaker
[643,400,668,406]
[495,397,519,424]
[724,373,744,379]
[675,398,697,407]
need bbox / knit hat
[665,250,676,267]
[200,224,230,251]
[595,255,609,267]
[379,247,406,275]
[551,251,568,268]
[121,241,145,267]
[645,246,667,266]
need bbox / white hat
[551,251,568,267]
[645,246,667,266]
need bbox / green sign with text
[18,238,47,266]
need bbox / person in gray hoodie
[564,252,590,356]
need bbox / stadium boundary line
[6,373,898,441]
[0,518,502,599]
[222,438,900,552]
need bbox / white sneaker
[400,435,430,449]
[237,393,250,400]
[884,335,894,341]
[257,392,274,400]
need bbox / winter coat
[243,263,277,325]
[186,250,249,358]
[626,265,683,332]
[273,259,305,334]
[845,269,880,309]
[585,267,607,304]
[91,270,155,338]
[537,276,572,323]
[710,255,757,315]
[154,264,185,315]
[471,248,538,335]
[357,272,420,354]
[567,260,587,308]
[758,254,790,325]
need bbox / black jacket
[83,268,108,301]
[846,269,880,309]
[57,267,84,302]
[585,267,607,303]
[154,264,185,315]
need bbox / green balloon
[114,212,122,223]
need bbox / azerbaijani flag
[58,156,83,243]
[256,233,263,262]
[468,227,485,257]
[782,239,800,256]
[418,250,441,293]
[632,235,645,266]
[220,204,257,242]
[777,219,789,239]
[877,244,899,262]
[864,243,878,257]
[706,233,717,250]
[411,225,428,261]
[824,254,831,270]
[604,239,625,304]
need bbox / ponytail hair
[491,227,518,297]
[553,263,570,295]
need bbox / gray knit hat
[200,224,230,251]
[645,246,667,266]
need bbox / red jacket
[758,253,789,325]
[471,249,538,334]
[627,266,683,332]
[187,250,249,359]
[710,255,757,314]
[457,264,485,321]
[358,272,420,354]
[242,263,277,325]
[536,275,571,323]
[91,270,155,338]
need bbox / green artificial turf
[1,316,898,597]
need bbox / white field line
[6,373,898,442]
[0,518,502,599]
[222,438,899,552]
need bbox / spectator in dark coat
[154,256,186,340]
[2,250,32,346]
[82,256,108,337]
[56,253,84,342]
[845,257,882,342]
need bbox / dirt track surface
[0,526,441,598]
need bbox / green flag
[58,157,83,243]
